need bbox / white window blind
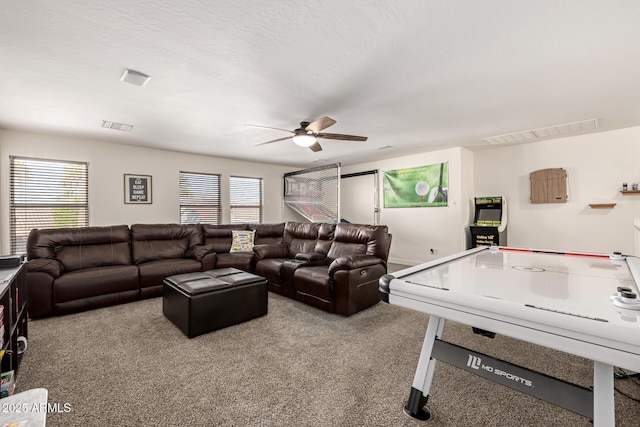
[230,176,263,224]
[179,171,221,224]
[10,156,89,254]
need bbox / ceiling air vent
[120,69,151,87]
[482,119,598,145]
[102,120,133,132]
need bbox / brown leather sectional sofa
[25,222,391,319]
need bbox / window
[230,176,263,224]
[179,171,221,224]
[10,156,89,254]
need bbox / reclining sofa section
[25,222,391,319]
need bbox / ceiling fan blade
[316,132,368,141]
[245,124,294,134]
[255,136,292,146]
[308,142,323,152]
[305,116,336,133]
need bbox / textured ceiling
[1,1,640,166]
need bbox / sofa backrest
[314,223,336,255]
[326,223,391,263]
[283,222,320,257]
[27,225,132,272]
[249,223,285,245]
[201,224,249,253]
[131,224,202,264]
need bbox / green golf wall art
[383,162,448,208]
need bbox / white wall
[344,147,474,265]
[6,125,637,262]
[340,172,378,225]
[0,129,293,253]
[474,126,640,255]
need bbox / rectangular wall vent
[482,119,598,145]
[102,120,133,132]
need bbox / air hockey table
[379,245,640,426]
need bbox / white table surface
[386,246,640,371]
[0,388,48,426]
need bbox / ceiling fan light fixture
[292,133,317,147]
[250,117,367,150]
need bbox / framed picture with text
[124,174,152,204]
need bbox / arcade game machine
[469,196,507,248]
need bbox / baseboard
[388,257,421,267]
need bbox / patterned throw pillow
[229,230,255,253]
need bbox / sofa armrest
[253,243,289,260]
[295,252,326,262]
[201,252,217,271]
[328,255,383,277]
[185,243,216,261]
[26,258,62,319]
[26,258,63,278]
[331,262,387,316]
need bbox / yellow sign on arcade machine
[470,196,507,247]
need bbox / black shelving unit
[0,263,27,378]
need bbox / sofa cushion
[131,224,202,264]
[55,290,141,317]
[250,223,285,245]
[284,222,320,257]
[136,239,188,263]
[137,258,202,288]
[326,240,367,261]
[54,264,139,303]
[57,242,132,272]
[326,223,389,261]
[314,223,336,255]
[185,243,216,261]
[293,266,332,301]
[215,252,254,272]
[202,224,248,253]
[253,243,289,260]
[254,258,289,285]
[27,225,132,272]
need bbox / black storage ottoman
[163,268,268,338]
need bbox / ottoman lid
[217,271,265,287]
[166,272,212,283]
[206,267,243,278]
[165,275,231,295]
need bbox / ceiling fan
[247,116,368,152]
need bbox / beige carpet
[15,291,640,426]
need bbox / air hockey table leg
[404,315,446,420]
[593,361,615,426]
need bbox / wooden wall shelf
[589,203,616,209]
[621,190,640,195]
